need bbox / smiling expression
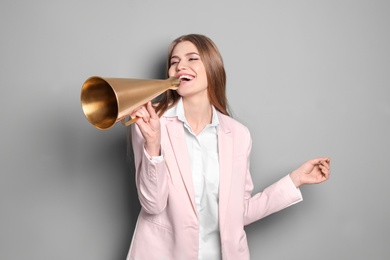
[168,41,208,99]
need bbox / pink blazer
[126,110,302,260]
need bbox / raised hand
[130,101,161,156]
[289,158,331,188]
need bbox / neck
[182,97,213,135]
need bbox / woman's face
[168,41,208,98]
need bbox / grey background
[1,0,389,259]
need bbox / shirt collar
[164,97,220,127]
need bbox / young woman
[126,34,330,260]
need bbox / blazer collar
[216,112,233,228]
[164,117,198,215]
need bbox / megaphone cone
[81,76,180,130]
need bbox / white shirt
[167,98,221,260]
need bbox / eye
[189,57,199,61]
[170,60,179,66]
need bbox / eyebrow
[170,52,200,59]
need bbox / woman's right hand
[130,101,161,156]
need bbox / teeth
[179,75,194,80]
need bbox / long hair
[155,34,230,117]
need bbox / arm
[242,135,303,226]
[129,102,168,214]
[243,155,331,225]
[243,173,303,226]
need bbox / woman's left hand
[290,158,331,188]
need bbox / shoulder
[217,112,251,138]
[217,112,253,154]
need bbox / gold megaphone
[81,76,180,130]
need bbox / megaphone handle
[121,116,139,126]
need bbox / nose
[176,60,187,71]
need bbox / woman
[126,34,330,260]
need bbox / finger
[318,159,331,170]
[132,106,150,123]
[319,164,331,177]
[309,158,326,166]
[320,158,331,165]
[319,164,329,172]
[146,101,158,119]
[130,106,143,118]
[134,113,152,132]
[314,157,330,165]
[138,104,152,122]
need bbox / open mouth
[179,75,194,82]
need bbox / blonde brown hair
[155,34,230,117]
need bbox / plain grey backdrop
[1,0,389,259]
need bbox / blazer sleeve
[129,124,169,215]
[243,134,303,226]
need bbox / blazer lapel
[217,114,233,229]
[165,118,198,216]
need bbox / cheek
[197,67,208,84]
[196,64,206,77]
[168,66,175,77]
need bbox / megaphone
[80,76,180,130]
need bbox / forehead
[171,41,199,57]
